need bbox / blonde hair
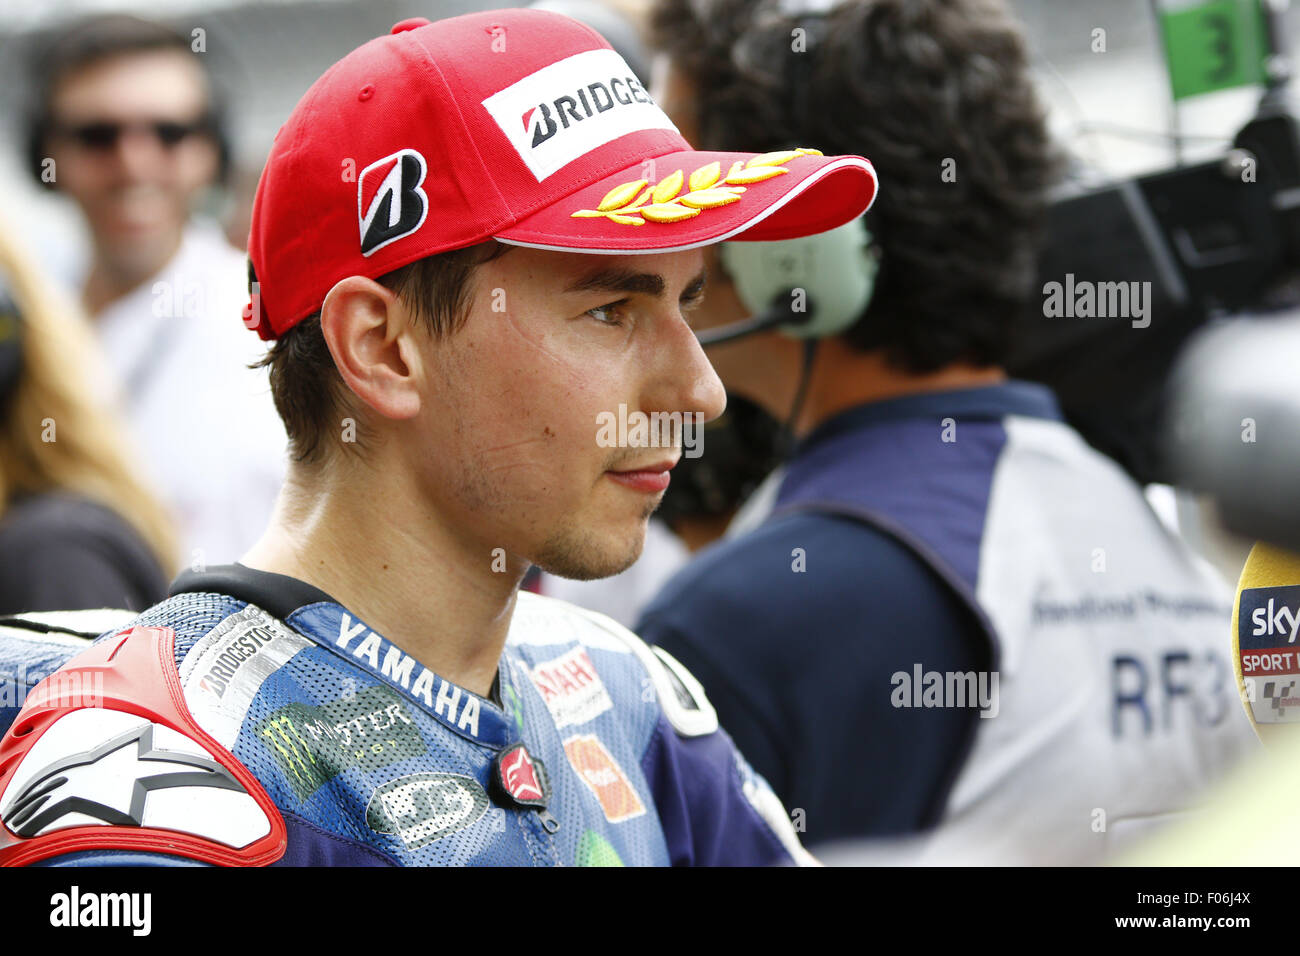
[0,213,177,575]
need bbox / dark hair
[24,14,231,189]
[256,241,512,465]
[651,0,1060,372]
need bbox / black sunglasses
[54,117,212,151]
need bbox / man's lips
[605,459,677,494]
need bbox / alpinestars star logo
[1,723,243,838]
[503,748,542,801]
[358,148,429,257]
[491,743,548,808]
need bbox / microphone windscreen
[1233,541,1300,746]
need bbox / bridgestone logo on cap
[358,149,430,256]
[481,48,678,182]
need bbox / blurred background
[0,0,1297,868]
[1,0,1293,586]
[0,0,1278,188]
[0,0,1283,247]
[0,0,1279,241]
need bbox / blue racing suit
[0,564,806,866]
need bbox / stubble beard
[531,493,658,581]
[449,449,658,582]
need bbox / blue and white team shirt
[0,566,808,867]
[640,382,1260,862]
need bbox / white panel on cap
[776,0,840,14]
[481,48,678,182]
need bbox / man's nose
[652,310,728,426]
[112,127,172,179]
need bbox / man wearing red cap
[0,10,874,866]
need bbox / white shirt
[728,398,1257,864]
[90,220,286,568]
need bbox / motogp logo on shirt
[358,148,429,256]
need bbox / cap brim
[495,148,877,254]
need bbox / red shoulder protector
[0,625,287,867]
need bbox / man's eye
[680,292,705,325]
[585,301,628,326]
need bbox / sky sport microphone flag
[244,8,878,340]
[1233,540,1300,746]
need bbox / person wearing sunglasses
[49,116,217,154]
[21,14,286,571]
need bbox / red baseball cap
[245,8,877,340]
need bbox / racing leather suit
[0,564,807,866]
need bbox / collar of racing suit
[168,562,504,710]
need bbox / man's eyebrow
[563,267,708,300]
[564,268,664,297]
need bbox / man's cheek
[494,349,613,452]
[179,142,219,185]
[499,307,587,378]
[57,160,103,199]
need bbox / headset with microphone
[700,215,879,458]
[698,215,879,345]
[690,2,881,455]
[695,1,880,350]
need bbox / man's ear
[319,276,422,422]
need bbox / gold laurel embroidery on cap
[679,189,741,209]
[598,179,647,211]
[652,169,684,203]
[688,161,721,191]
[568,148,823,226]
[745,149,805,166]
[640,203,700,223]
